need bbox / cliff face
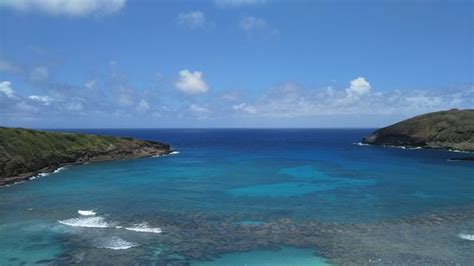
[362,109,474,152]
[0,127,171,184]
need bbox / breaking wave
[58,216,109,228]
[53,166,67,173]
[78,210,96,216]
[124,223,162,234]
[458,233,474,241]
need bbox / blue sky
[0,0,472,128]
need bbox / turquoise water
[192,247,329,266]
[0,129,473,264]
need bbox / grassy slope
[0,127,169,179]
[364,109,474,151]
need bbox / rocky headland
[0,127,171,186]
[362,109,474,153]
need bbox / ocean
[0,129,473,265]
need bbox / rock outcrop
[362,109,474,152]
[0,127,171,185]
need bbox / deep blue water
[0,129,473,265]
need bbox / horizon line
[35,127,378,130]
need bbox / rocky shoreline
[0,127,172,186]
[0,148,172,187]
[362,109,474,152]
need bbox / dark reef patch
[54,206,474,265]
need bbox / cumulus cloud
[239,16,278,38]
[0,0,126,17]
[177,11,206,29]
[0,81,15,98]
[215,0,266,7]
[28,95,55,105]
[237,80,473,119]
[175,70,209,94]
[346,77,371,97]
[1,55,472,127]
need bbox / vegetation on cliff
[362,109,474,151]
[0,127,171,183]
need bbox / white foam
[97,237,138,250]
[78,210,96,216]
[458,233,474,241]
[53,166,67,173]
[124,222,162,234]
[6,181,25,187]
[382,145,423,150]
[353,142,370,146]
[58,216,109,228]
[154,151,179,157]
[30,172,50,180]
[449,149,472,154]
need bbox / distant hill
[362,109,474,152]
[0,127,171,185]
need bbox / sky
[0,0,472,128]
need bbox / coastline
[356,142,474,154]
[0,149,172,187]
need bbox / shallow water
[192,247,329,266]
[0,129,473,264]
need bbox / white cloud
[118,94,134,107]
[0,58,21,74]
[189,104,210,119]
[136,99,149,113]
[189,104,210,114]
[215,0,266,7]
[84,80,96,90]
[239,16,278,38]
[30,66,49,81]
[346,77,371,97]
[239,16,267,31]
[0,81,15,98]
[175,69,209,94]
[178,11,206,29]
[67,102,83,111]
[16,101,38,112]
[229,79,473,119]
[0,0,126,17]
[28,95,55,105]
[232,103,257,114]
[220,91,241,101]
